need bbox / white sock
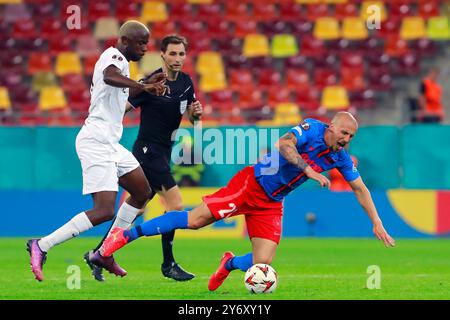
[99,202,140,255]
[38,212,93,252]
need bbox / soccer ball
[244,263,278,294]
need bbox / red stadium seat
[206,21,233,40]
[286,68,310,91]
[115,2,139,21]
[83,55,99,76]
[410,38,437,57]
[279,3,303,22]
[267,87,292,106]
[385,36,409,57]
[224,54,249,70]
[300,35,326,57]
[150,21,177,40]
[178,21,204,39]
[170,3,194,20]
[234,20,258,38]
[229,69,255,93]
[290,20,313,38]
[314,68,338,89]
[327,39,352,56]
[306,4,329,20]
[12,19,38,39]
[295,88,320,112]
[354,37,384,58]
[217,38,242,56]
[335,3,359,19]
[341,67,366,92]
[68,88,90,114]
[350,89,376,110]
[209,90,234,111]
[257,69,282,90]
[259,21,291,38]
[76,34,101,58]
[225,3,250,22]
[28,52,53,74]
[368,53,391,74]
[368,70,392,91]
[249,57,275,74]
[61,74,89,94]
[418,1,441,18]
[252,3,278,22]
[41,18,65,40]
[341,52,364,73]
[311,54,340,73]
[187,37,213,55]
[48,37,72,56]
[88,1,111,22]
[389,2,413,19]
[197,3,222,23]
[377,18,402,39]
[283,55,309,70]
[391,53,421,76]
[238,89,265,109]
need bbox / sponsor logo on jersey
[301,122,310,130]
[180,100,187,114]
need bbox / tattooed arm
[275,132,331,188]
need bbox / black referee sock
[161,229,176,267]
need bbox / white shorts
[75,126,140,195]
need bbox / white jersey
[84,47,130,145]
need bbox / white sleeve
[99,50,125,73]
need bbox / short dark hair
[161,35,188,52]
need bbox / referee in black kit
[87,35,202,281]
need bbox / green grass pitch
[1,237,449,300]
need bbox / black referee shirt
[128,68,196,148]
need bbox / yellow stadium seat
[323,0,347,3]
[199,72,227,93]
[271,34,298,58]
[94,17,119,40]
[0,0,22,3]
[321,86,350,110]
[140,52,162,75]
[342,17,368,40]
[295,0,319,3]
[272,103,302,126]
[141,1,168,23]
[314,17,340,40]
[55,52,82,76]
[0,87,11,110]
[32,72,57,92]
[196,51,224,75]
[360,1,387,23]
[427,17,450,40]
[400,17,426,40]
[39,86,67,111]
[243,34,270,58]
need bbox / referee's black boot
[161,262,195,281]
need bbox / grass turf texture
[1,237,449,300]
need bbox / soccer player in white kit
[27,21,167,282]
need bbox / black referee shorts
[132,140,177,194]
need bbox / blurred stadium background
[0,0,449,241]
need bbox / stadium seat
[341,52,364,73]
[217,38,242,56]
[427,17,450,40]
[257,69,282,90]
[83,55,98,76]
[178,21,204,39]
[141,1,168,23]
[76,35,101,58]
[28,52,53,74]
[385,36,409,57]
[206,21,233,40]
[229,69,255,93]
[235,21,258,39]
[350,89,376,110]
[0,87,11,111]
[368,53,391,74]
[392,53,421,76]
[188,37,213,55]
[3,3,30,23]
[341,67,366,92]
[55,52,82,76]
[238,89,265,109]
[360,1,387,23]
[378,18,402,39]
[390,2,413,19]
[272,103,302,126]
[368,70,392,91]
[411,38,437,57]
[299,35,326,57]
[94,17,119,40]
[115,2,139,21]
[40,18,65,40]
[32,73,57,93]
[306,4,329,20]
[225,3,250,22]
[243,34,270,58]
[252,3,278,21]
[400,17,426,40]
[199,72,227,93]
[140,52,162,75]
[224,54,249,70]
[342,17,368,40]
[311,54,339,73]
[314,17,341,40]
[335,3,359,19]
[327,39,352,56]
[209,89,234,110]
[295,88,320,112]
[321,86,350,110]
[418,1,440,18]
[150,21,176,40]
[284,55,308,70]
[196,51,224,76]
[170,3,194,20]
[12,19,37,39]
[286,68,310,91]
[267,87,292,106]
[187,0,213,3]
[314,68,338,89]
[61,74,88,94]
[48,37,72,56]
[279,2,303,22]
[197,3,222,23]
[249,57,275,73]
[271,34,298,58]
[38,86,67,111]
[88,1,110,22]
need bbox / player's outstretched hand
[143,72,167,84]
[373,222,396,247]
[143,81,168,96]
